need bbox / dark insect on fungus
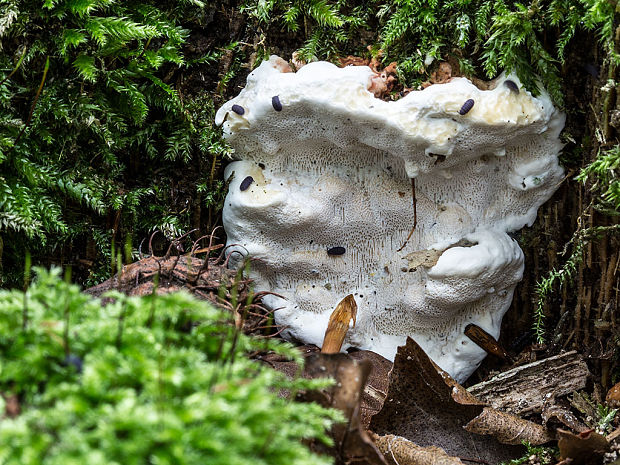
[272,95,283,111]
[240,176,254,191]
[504,80,519,93]
[231,104,245,115]
[458,99,475,115]
[327,246,346,256]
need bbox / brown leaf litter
[607,381,620,408]
[369,337,547,464]
[251,334,618,464]
[370,433,465,465]
[558,429,611,465]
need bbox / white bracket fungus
[216,56,565,382]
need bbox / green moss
[501,441,558,465]
[0,267,340,464]
[0,0,230,286]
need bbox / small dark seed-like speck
[327,246,346,256]
[459,99,475,115]
[231,104,245,115]
[504,80,519,93]
[272,95,282,111]
[240,176,254,191]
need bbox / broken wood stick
[465,323,512,362]
[321,294,357,353]
[468,351,589,415]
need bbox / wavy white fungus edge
[217,56,565,382]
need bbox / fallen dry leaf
[430,61,452,84]
[465,407,553,445]
[403,239,477,273]
[302,353,387,465]
[370,433,464,465]
[542,397,588,433]
[369,337,524,464]
[368,48,384,72]
[558,428,610,465]
[339,55,370,67]
[471,76,496,90]
[348,350,392,428]
[403,248,442,272]
[321,294,357,354]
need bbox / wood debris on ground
[467,350,590,414]
[85,230,275,337]
[321,294,357,354]
[300,353,387,465]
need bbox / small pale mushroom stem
[397,177,418,252]
[321,294,357,354]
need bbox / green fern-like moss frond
[73,54,97,81]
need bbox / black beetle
[327,246,346,256]
[272,95,282,111]
[459,99,475,115]
[240,176,254,191]
[504,80,519,93]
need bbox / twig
[397,177,417,252]
[256,324,290,338]
[138,237,147,259]
[14,56,50,147]
[148,230,161,257]
[252,290,287,302]
[194,226,224,281]
[0,46,27,88]
[163,228,198,260]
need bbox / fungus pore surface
[216,56,564,382]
